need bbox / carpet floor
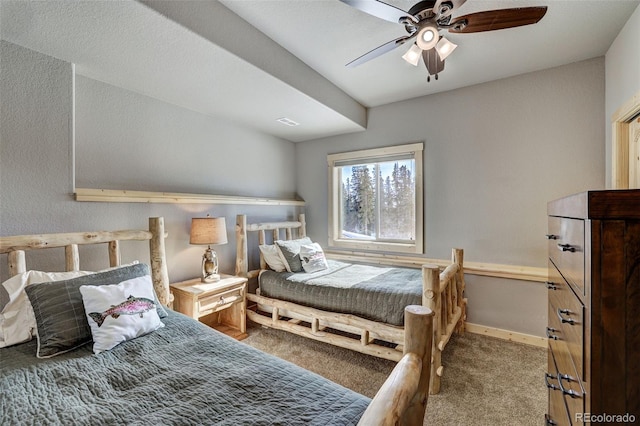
[242,323,547,425]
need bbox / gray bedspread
[259,260,422,326]
[1,310,369,425]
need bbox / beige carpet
[243,322,546,425]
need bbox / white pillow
[299,243,329,273]
[80,275,164,354]
[258,244,287,272]
[0,270,92,348]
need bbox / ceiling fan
[340,0,547,81]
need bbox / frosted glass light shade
[402,43,422,66]
[436,37,457,61]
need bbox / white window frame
[327,142,424,254]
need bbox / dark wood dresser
[545,190,640,425]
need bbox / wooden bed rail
[358,305,434,426]
[0,218,171,306]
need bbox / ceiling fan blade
[434,0,467,18]
[422,47,444,76]
[339,0,413,24]
[346,35,415,68]
[448,7,547,33]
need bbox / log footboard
[423,248,466,394]
[236,214,465,396]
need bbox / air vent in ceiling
[276,117,300,127]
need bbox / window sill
[328,238,422,254]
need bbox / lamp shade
[190,217,228,245]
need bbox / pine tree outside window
[328,143,423,254]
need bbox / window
[328,143,423,254]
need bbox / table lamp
[190,215,228,282]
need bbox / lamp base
[202,273,221,283]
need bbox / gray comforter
[1,311,369,425]
[259,260,423,326]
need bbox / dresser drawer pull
[545,234,559,240]
[558,373,582,399]
[546,327,560,340]
[546,281,558,290]
[544,373,560,390]
[557,243,576,252]
[557,308,577,325]
[545,414,558,425]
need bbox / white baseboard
[465,323,547,348]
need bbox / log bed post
[423,264,442,395]
[65,244,80,272]
[453,248,466,334]
[235,215,248,278]
[299,213,306,238]
[357,305,434,426]
[149,217,170,307]
[109,240,121,267]
[8,250,26,276]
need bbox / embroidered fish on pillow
[88,295,156,327]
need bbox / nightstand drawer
[199,286,243,314]
[170,274,248,340]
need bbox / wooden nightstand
[170,274,248,340]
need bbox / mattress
[1,310,369,425]
[259,260,423,326]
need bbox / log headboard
[235,213,306,280]
[0,217,171,306]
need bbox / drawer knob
[558,373,582,399]
[557,308,577,325]
[545,414,558,425]
[545,234,559,240]
[546,327,560,340]
[546,281,558,290]
[557,243,576,252]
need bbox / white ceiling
[1,0,638,142]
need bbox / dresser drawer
[548,261,584,381]
[548,216,585,296]
[546,350,571,426]
[199,286,243,314]
[553,341,585,424]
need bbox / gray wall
[75,76,297,197]
[296,58,606,336]
[605,4,640,188]
[1,41,300,284]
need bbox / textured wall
[1,41,299,284]
[295,58,606,336]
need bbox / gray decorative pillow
[275,237,312,272]
[24,263,166,358]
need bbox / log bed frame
[235,213,467,394]
[0,217,434,425]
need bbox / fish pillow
[80,275,164,354]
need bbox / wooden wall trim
[325,250,547,283]
[74,188,306,206]
[465,323,547,348]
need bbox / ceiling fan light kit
[435,37,457,60]
[340,0,547,81]
[416,23,439,50]
[402,43,423,66]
